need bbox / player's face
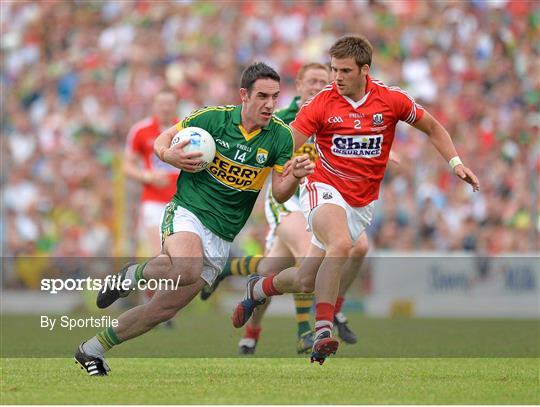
[241,78,280,128]
[154,92,178,125]
[331,57,368,100]
[296,68,330,103]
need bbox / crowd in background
[2,0,539,287]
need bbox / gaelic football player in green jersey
[74,62,314,376]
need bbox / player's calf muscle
[143,305,176,326]
[140,255,172,281]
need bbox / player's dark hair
[240,62,280,94]
[329,34,373,68]
[297,63,330,81]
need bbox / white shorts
[264,188,302,252]
[299,181,374,250]
[160,203,231,286]
[141,201,167,228]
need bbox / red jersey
[292,77,424,207]
[125,116,179,203]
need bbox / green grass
[1,357,538,404]
[1,309,539,403]
[1,311,538,357]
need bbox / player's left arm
[412,111,480,191]
[271,154,314,203]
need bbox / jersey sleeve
[272,124,294,173]
[274,108,294,125]
[290,95,324,138]
[175,107,218,135]
[390,88,425,124]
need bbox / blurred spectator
[1,1,538,288]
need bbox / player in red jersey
[124,87,179,322]
[232,35,480,364]
[124,87,179,255]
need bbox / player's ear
[239,88,248,103]
[361,64,370,76]
[295,78,302,93]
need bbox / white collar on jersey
[342,91,371,109]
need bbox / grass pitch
[2,357,538,404]
[1,308,539,404]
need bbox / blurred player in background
[201,63,365,354]
[74,62,314,376]
[124,87,179,327]
[232,35,480,364]
[124,87,179,255]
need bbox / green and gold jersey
[275,96,317,160]
[173,105,293,241]
[271,96,317,202]
[274,95,300,125]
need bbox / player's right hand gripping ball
[171,127,216,172]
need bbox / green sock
[96,327,123,351]
[293,293,314,337]
[134,261,149,284]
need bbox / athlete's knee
[296,271,315,293]
[325,237,352,258]
[298,280,315,293]
[349,237,369,258]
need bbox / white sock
[124,264,138,289]
[252,278,267,300]
[82,336,106,358]
[315,320,333,336]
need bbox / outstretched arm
[412,111,480,191]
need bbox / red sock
[315,302,334,334]
[262,275,281,296]
[334,296,345,315]
[245,325,261,341]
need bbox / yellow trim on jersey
[271,115,292,132]
[271,116,294,158]
[179,105,236,129]
[238,124,262,141]
[190,105,235,119]
[175,122,183,131]
[273,164,285,173]
[207,152,271,192]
